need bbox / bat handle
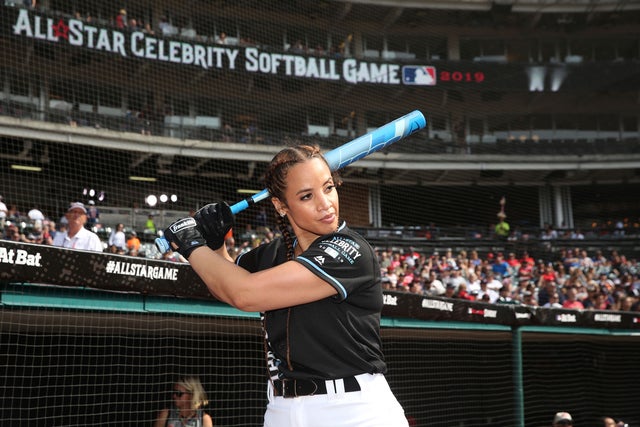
[155,189,271,253]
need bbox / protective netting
[1,1,640,426]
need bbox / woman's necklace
[179,410,196,425]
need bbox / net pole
[513,327,525,427]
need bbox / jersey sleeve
[294,231,376,301]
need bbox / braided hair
[264,144,341,260]
[263,144,342,372]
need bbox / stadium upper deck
[1,0,639,227]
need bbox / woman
[154,376,213,427]
[163,144,408,426]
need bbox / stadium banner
[6,7,639,91]
[1,241,639,329]
[3,6,519,88]
[0,240,210,299]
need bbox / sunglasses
[173,390,191,397]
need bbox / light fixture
[129,176,157,182]
[145,194,158,207]
[170,194,178,202]
[159,194,168,203]
[11,164,42,172]
[526,66,546,92]
[237,189,260,194]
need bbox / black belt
[272,376,361,398]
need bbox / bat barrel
[324,110,426,171]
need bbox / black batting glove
[163,217,207,259]
[194,202,235,250]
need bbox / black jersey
[236,222,386,380]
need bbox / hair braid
[276,214,295,260]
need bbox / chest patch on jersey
[319,236,362,264]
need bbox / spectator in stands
[425,270,445,296]
[22,221,44,244]
[467,271,481,293]
[485,271,503,291]
[145,214,157,234]
[570,228,585,240]
[521,290,537,306]
[115,9,127,29]
[108,223,127,254]
[288,39,306,54]
[562,287,584,310]
[128,17,140,31]
[450,267,467,291]
[27,205,45,223]
[491,252,510,279]
[87,200,100,228]
[41,220,54,245]
[541,224,559,240]
[455,282,474,300]
[496,283,519,305]
[542,291,563,308]
[222,122,235,142]
[614,219,625,237]
[378,250,391,271]
[514,276,532,299]
[52,202,103,252]
[154,375,213,427]
[126,230,141,256]
[618,295,637,312]
[4,224,21,242]
[506,251,521,271]
[581,282,600,308]
[409,277,425,295]
[158,16,176,36]
[599,417,629,427]
[552,411,573,427]
[142,21,155,35]
[216,31,228,44]
[444,283,457,298]
[494,212,510,239]
[0,194,7,231]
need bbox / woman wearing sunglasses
[154,376,213,427]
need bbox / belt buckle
[283,379,318,397]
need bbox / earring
[280,212,286,217]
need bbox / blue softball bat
[155,110,426,253]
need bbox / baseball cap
[67,202,87,214]
[554,412,572,424]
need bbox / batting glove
[194,202,235,250]
[163,217,207,259]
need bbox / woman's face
[172,384,192,410]
[275,157,339,244]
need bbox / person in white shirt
[108,223,127,253]
[52,202,103,252]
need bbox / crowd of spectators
[376,246,640,312]
[2,196,639,313]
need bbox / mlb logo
[402,66,437,85]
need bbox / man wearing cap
[52,202,103,252]
[553,412,573,427]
